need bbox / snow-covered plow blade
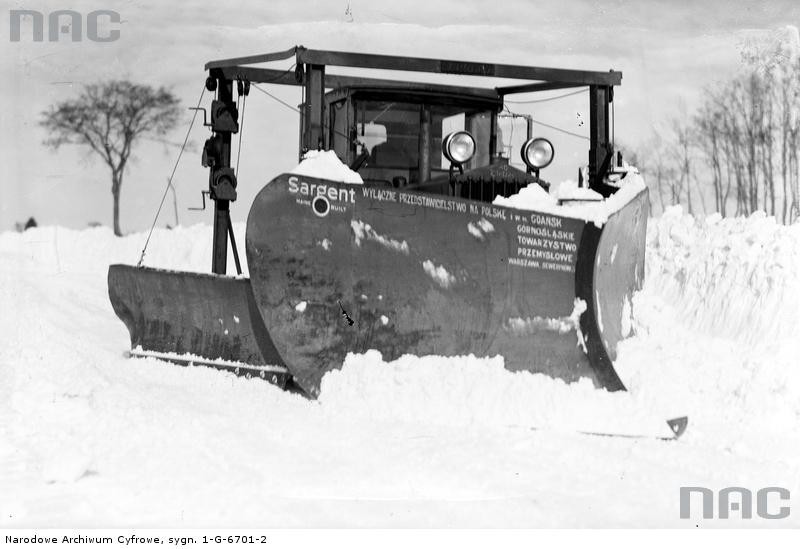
[245,175,648,396]
[107,265,290,387]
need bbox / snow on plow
[107,47,665,421]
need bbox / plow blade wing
[246,175,648,397]
[108,265,289,386]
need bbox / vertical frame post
[490,111,499,164]
[419,105,432,183]
[303,64,325,152]
[589,85,611,192]
[211,78,235,275]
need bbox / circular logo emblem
[312,195,330,217]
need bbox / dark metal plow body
[108,174,648,397]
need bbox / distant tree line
[635,36,800,224]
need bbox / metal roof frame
[204,45,622,97]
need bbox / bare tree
[695,101,725,215]
[669,117,706,216]
[634,31,800,224]
[40,80,181,236]
[622,134,677,217]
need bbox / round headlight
[442,131,476,165]
[521,137,554,170]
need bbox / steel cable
[136,85,206,266]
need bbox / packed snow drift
[1,205,799,527]
[289,150,364,184]
[493,172,647,227]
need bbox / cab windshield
[350,100,493,185]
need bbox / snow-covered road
[1,209,798,527]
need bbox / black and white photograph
[2,0,799,539]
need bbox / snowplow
[108,46,649,398]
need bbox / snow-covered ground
[1,207,799,527]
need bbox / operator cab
[324,87,528,197]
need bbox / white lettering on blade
[288,176,356,204]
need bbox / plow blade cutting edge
[108,174,648,397]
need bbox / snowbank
[646,206,800,347]
[0,223,249,275]
[289,150,363,184]
[493,172,647,227]
[319,351,659,434]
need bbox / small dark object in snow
[16,217,38,232]
[338,300,355,326]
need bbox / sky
[2,0,800,234]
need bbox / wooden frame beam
[296,47,621,87]
[204,46,297,70]
[496,82,587,96]
[208,66,502,101]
